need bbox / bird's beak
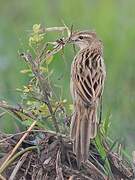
[67,37,73,43]
[67,32,76,43]
[68,36,77,44]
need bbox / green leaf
[46,55,53,65]
[95,134,113,177]
[102,110,111,136]
[20,69,31,74]
[22,119,34,127]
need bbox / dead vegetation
[0,130,134,180]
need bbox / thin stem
[20,53,60,133]
[99,95,102,125]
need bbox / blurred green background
[0,0,135,154]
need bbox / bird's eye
[78,36,83,40]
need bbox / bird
[69,30,106,167]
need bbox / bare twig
[44,37,69,61]
[0,174,6,180]
[99,96,103,125]
[0,101,37,121]
[0,129,67,144]
[45,26,68,32]
[84,160,107,180]
[9,151,29,180]
[24,154,32,177]
[55,150,64,180]
[62,165,93,180]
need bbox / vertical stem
[31,61,60,133]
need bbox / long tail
[70,106,98,167]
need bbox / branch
[19,32,70,133]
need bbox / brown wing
[72,49,105,105]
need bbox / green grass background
[0,0,135,154]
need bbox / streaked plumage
[70,31,106,167]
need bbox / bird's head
[69,31,97,49]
